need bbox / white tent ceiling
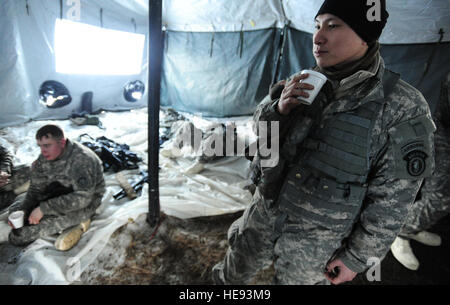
[0,0,449,128]
[106,0,450,43]
[158,0,450,43]
[284,0,450,44]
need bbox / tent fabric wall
[1,0,449,127]
[0,1,44,128]
[277,28,450,114]
[161,0,284,32]
[277,29,316,82]
[161,0,450,44]
[380,43,450,114]
[0,0,148,128]
[160,29,281,117]
[158,1,449,117]
[283,0,450,44]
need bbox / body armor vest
[277,70,400,234]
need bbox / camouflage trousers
[213,189,340,285]
[8,206,95,247]
[400,127,450,235]
[0,165,30,211]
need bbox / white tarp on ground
[0,108,254,284]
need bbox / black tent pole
[147,0,162,227]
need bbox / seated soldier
[0,144,30,211]
[7,124,105,251]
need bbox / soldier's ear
[60,138,67,148]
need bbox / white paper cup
[297,69,328,105]
[8,210,25,229]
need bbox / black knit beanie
[315,0,389,43]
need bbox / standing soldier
[7,124,105,251]
[213,0,436,285]
[391,73,450,270]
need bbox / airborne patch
[404,150,427,176]
[401,141,428,177]
[388,114,436,180]
[393,139,434,179]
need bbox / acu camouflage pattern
[8,140,105,246]
[0,144,31,211]
[0,144,13,175]
[214,57,435,284]
[400,73,450,235]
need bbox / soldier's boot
[13,181,30,195]
[80,219,91,233]
[54,219,91,251]
[390,236,419,271]
[402,231,442,247]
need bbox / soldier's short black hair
[36,124,65,141]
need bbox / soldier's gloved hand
[277,73,314,116]
[28,207,43,225]
[324,258,357,285]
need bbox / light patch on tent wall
[39,80,72,108]
[123,80,145,102]
[55,19,145,75]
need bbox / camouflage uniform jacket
[0,144,13,174]
[21,139,105,216]
[251,57,436,273]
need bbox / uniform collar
[323,57,385,115]
[57,139,73,161]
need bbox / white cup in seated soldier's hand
[297,70,328,105]
[8,211,25,229]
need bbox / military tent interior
[0,0,449,284]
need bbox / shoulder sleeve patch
[388,114,436,179]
